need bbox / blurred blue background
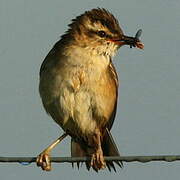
[0,0,180,179]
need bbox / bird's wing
[107,61,119,130]
[39,41,61,77]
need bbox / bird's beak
[109,29,144,49]
[110,35,144,49]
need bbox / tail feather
[71,139,91,169]
[102,128,123,170]
[71,128,122,171]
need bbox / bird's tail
[71,128,123,171]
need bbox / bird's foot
[36,151,51,171]
[91,148,106,170]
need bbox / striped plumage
[37,8,143,172]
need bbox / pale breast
[39,47,117,137]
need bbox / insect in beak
[110,29,144,49]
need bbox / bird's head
[61,8,144,57]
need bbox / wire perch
[0,155,180,165]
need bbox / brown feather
[39,8,123,172]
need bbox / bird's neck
[63,44,112,67]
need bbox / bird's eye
[97,30,106,38]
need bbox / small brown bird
[36,8,144,172]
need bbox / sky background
[0,0,180,179]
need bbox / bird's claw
[36,152,51,171]
[91,148,106,171]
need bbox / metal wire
[0,155,180,164]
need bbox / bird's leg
[36,133,68,171]
[90,129,106,170]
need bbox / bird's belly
[57,79,116,137]
[40,63,117,137]
[58,87,97,135]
